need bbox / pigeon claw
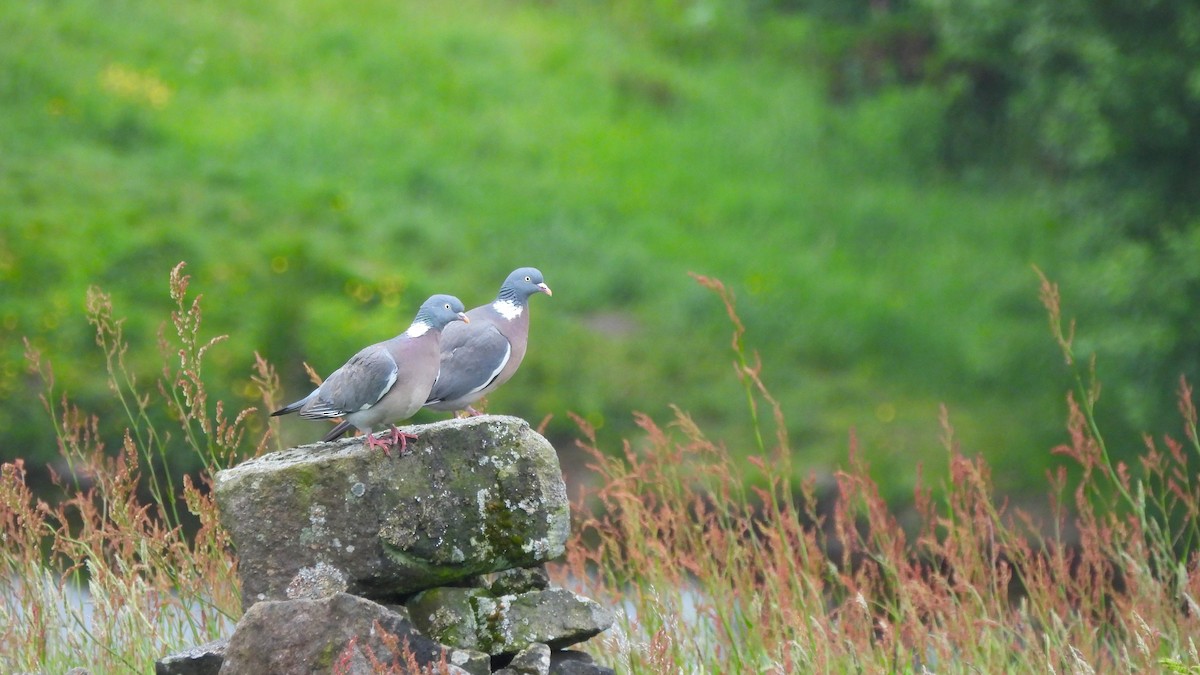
[363,431,395,457]
[388,425,420,456]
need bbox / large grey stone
[215,416,570,606]
[475,589,614,654]
[218,593,463,674]
[155,639,226,675]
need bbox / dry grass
[4,264,1200,673]
[555,273,1200,673]
[0,263,274,673]
[333,623,452,675]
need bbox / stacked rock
[156,416,614,675]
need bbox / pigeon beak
[458,313,470,324]
[537,283,553,297]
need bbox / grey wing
[427,324,511,404]
[299,345,398,419]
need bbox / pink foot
[363,432,395,456]
[387,425,419,456]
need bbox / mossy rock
[474,589,613,655]
[219,593,453,674]
[406,586,488,650]
[215,416,570,607]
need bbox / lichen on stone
[286,561,349,600]
[217,415,571,603]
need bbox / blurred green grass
[1,0,1077,500]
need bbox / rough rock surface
[486,565,551,596]
[406,583,612,656]
[154,639,226,675]
[406,586,488,651]
[215,416,570,606]
[549,650,616,675]
[286,561,349,600]
[163,415,614,673]
[218,593,465,674]
[495,643,551,675]
[475,588,614,654]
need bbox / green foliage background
[2,0,1197,502]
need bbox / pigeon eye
[444,303,451,310]
[524,276,531,282]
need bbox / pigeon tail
[271,398,307,417]
[322,419,355,442]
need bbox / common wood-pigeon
[272,293,469,454]
[425,267,551,415]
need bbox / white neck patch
[493,299,523,321]
[404,321,432,338]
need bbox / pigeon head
[498,267,552,302]
[417,294,470,329]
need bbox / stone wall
[157,416,613,675]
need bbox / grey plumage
[425,267,551,414]
[272,294,469,453]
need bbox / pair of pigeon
[271,267,552,455]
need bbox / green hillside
[0,0,1165,500]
